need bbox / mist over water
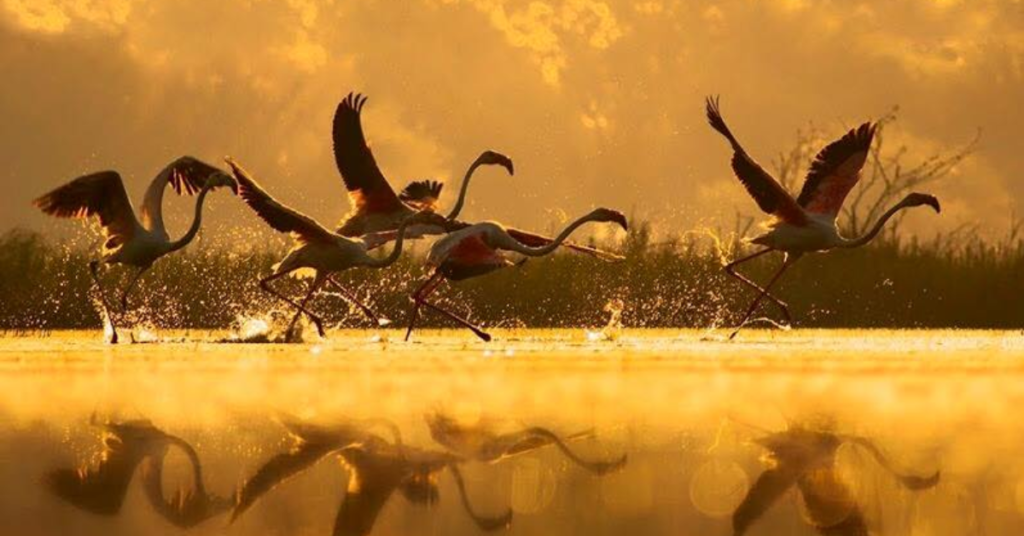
[3,330,1023,535]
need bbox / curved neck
[363,217,416,268]
[503,213,598,257]
[166,435,206,495]
[839,199,912,249]
[444,159,485,221]
[167,187,212,253]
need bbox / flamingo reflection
[45,416,232,528]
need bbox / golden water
[2,329,1023,535]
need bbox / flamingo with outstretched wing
[706,97,941,338]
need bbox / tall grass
[1,221,1021,331]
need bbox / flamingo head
[589,207,629,232]
[904,193,941,213]
[474,150,514,176]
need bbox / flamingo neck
[166,187,212,253]
[502,213,599,257]
[445,159,484,221]
[838,198,914,249]
[166,435,207,495]
[363,216,416,268]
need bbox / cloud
[1,0,1023,245]
[1,0,133,33]
[438,0,623,86]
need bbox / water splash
[220,312,319,344]
[586,299,625,342]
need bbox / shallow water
[2,329,1023,535]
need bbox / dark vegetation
[2,109,1017,331]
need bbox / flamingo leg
[119,266,149,312]
[89,260,121,344]
[419,296,492,343]
[285,275,328,338]
[404,272,444,342]
[326,276,388,326]
[259,271,327,338]
[723,248,792,324]
[729,255,798,340]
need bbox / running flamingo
[226,157,432,338]
[32,157,236,343]
[706,97,941,338]
[334,92,620,260]
[404,208,628,342]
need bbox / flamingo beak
[613,213,628,232]
[477,150,514,176]
[926,196,941,213]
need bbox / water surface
[2,329,1022,535]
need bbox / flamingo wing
[140,156,228,232]
[796,123,875,217]
[333,92,405,214]
[226,157,336,245]
[231,439,339,522]
[399,179,444,211]
[732,464,803,536]
[705,97,807,226]
[44,422,168,515]
[34,171,139,246]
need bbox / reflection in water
[425,412,627,474]
[233,416,512,535]
[734,423,940,536]
[6,330,1024,534]
[46,416,233,528]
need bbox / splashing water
[680,226,735,266]
[222,313,316,344]
[134,327,160,343]
[587,299,625,342]
[236,316,272,342]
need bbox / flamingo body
[427,223,516,280]
[749,214,843,253]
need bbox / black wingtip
[705,95,739,149]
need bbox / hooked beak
[476,150,514,176]
[613,213,629,232]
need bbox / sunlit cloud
[1,0,1023,243]
[436,0,623,87]
[2,0,133,33]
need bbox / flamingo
[425,412,627,474]
[333,92,513,237]
[732,424,939,536]
[32,157,236,343]
[403,208,628,342]
[226,157,433,339]
[706,97,942,338]
[230,416,404,522]
[231,419,512,535]
[46,416,232,528]
[334,92,620,260]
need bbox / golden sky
[2,0,1022,243]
